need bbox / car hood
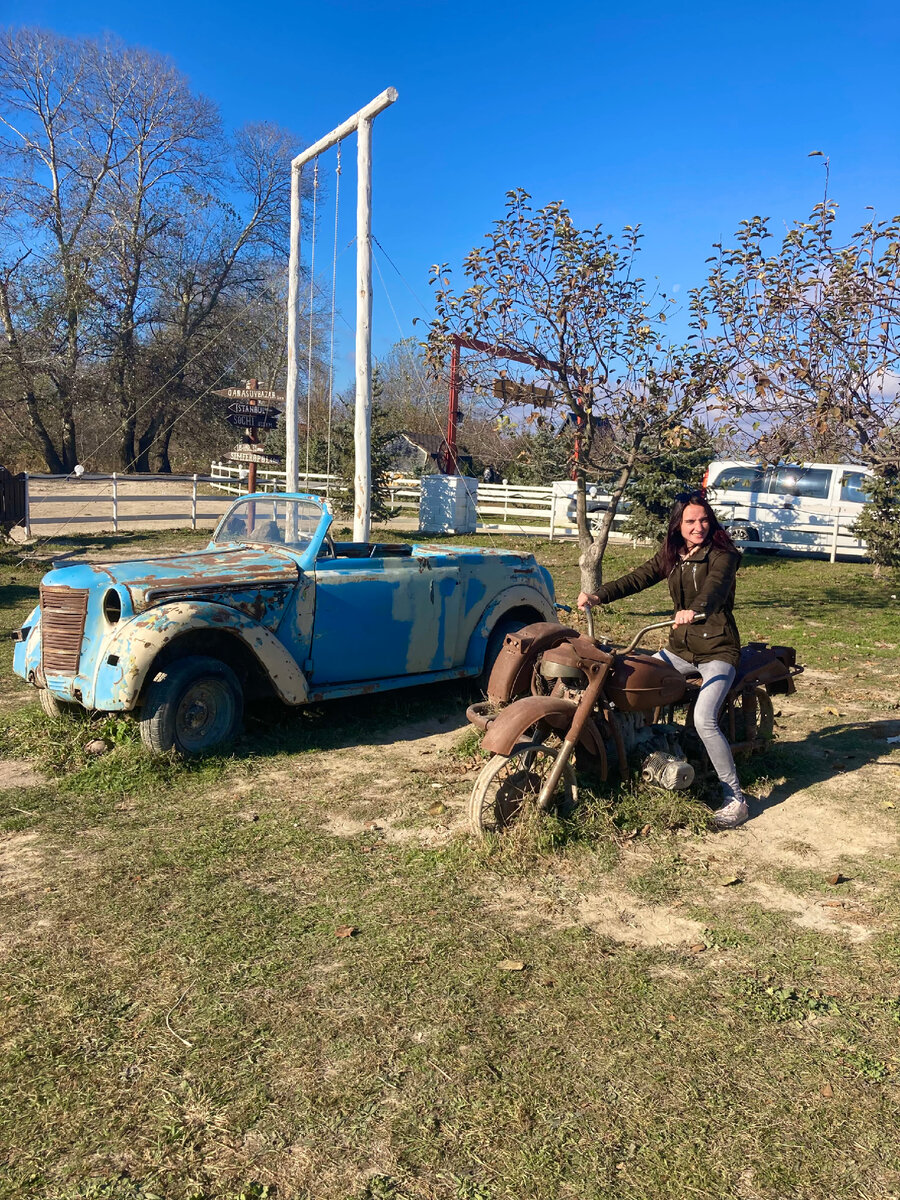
[41,546,300,611]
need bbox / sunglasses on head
[675,490,706,504]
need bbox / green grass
[1,530,900,1199]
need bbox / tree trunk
[23,394,65,474]
[154,421,174,473]
[577,435,644,594]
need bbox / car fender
[466,583,557,673]
[91,600,309,711]
[481,695,607,768]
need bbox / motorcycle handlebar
[581,606,705,654]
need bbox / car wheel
[726,523,760,542]
[39,688,85,721]
[139,655,244,757]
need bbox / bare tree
[0,29,125,470]
[0,28,306,472]
[426,190,723,591]
[129,120,298,472]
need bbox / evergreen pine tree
[852,468,900,573]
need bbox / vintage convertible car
[13,493,557,755]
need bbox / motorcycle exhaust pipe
[641,751,695,791]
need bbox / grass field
[1,529,899,1200]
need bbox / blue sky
[5,0,900,391]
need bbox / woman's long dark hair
[660,491,738,573]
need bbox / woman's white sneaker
[713,797,750,828]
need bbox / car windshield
[213,497,324,552]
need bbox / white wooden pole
[291,88,397,171]
[354,115,373,543]
[285,164,303,493]
[283,88,398,526]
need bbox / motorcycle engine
[641,750,695,791]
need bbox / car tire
[726,523,761,543]
[39,688,85,721]
[139,655,244,757]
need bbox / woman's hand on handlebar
[576,591,597,611]
[672,609,697,627]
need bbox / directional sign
[226,411,279,430]
[213,387,285,401]
[227,402,282,418]
[228,449,282,465]
[492,379,554,407]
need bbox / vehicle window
[711,466,765,492]
[213,497,324,550]
[769,467,831,499]
[839,471,870,504]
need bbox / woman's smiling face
[680,503,710,549]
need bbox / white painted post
[831,514,839,563]
[192,474,198,531]
[112,472,118,533]
[285,163,303,494]
[354,115,373,543]
[23,472,31,539]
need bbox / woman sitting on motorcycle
[576,491,748,829]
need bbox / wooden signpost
[492,379,555,407]
[215,380,285,493]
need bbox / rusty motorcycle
[465,608,803,835]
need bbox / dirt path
[259,691,900,951]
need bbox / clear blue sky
[5,0,900,391]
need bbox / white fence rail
[16,473,232,537]
[7,468,867,560]
[207,462,630,540]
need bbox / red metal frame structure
[442,333,583,475]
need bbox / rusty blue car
[13,493,557,755]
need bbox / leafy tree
[426,190,724,592]
[691,186,900,467]
[852,467,900,574]
[622,422,716,542]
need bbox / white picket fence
[207,461,628,539]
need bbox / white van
[703,460,873,560]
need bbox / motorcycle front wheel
[468,740,578,837]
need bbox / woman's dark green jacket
[595,543,742,667]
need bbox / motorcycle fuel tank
[605,653,686,713]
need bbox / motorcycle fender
[482,695,605,759]
[735,649,796,696]
[487,621,580,705]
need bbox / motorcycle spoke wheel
[468,740,577,837]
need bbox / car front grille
[41,586,89,676]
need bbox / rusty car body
[14,493,557,755]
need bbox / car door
[768,465,834,551]
[308,554,461,685]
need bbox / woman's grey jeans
[654,648,741,797]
